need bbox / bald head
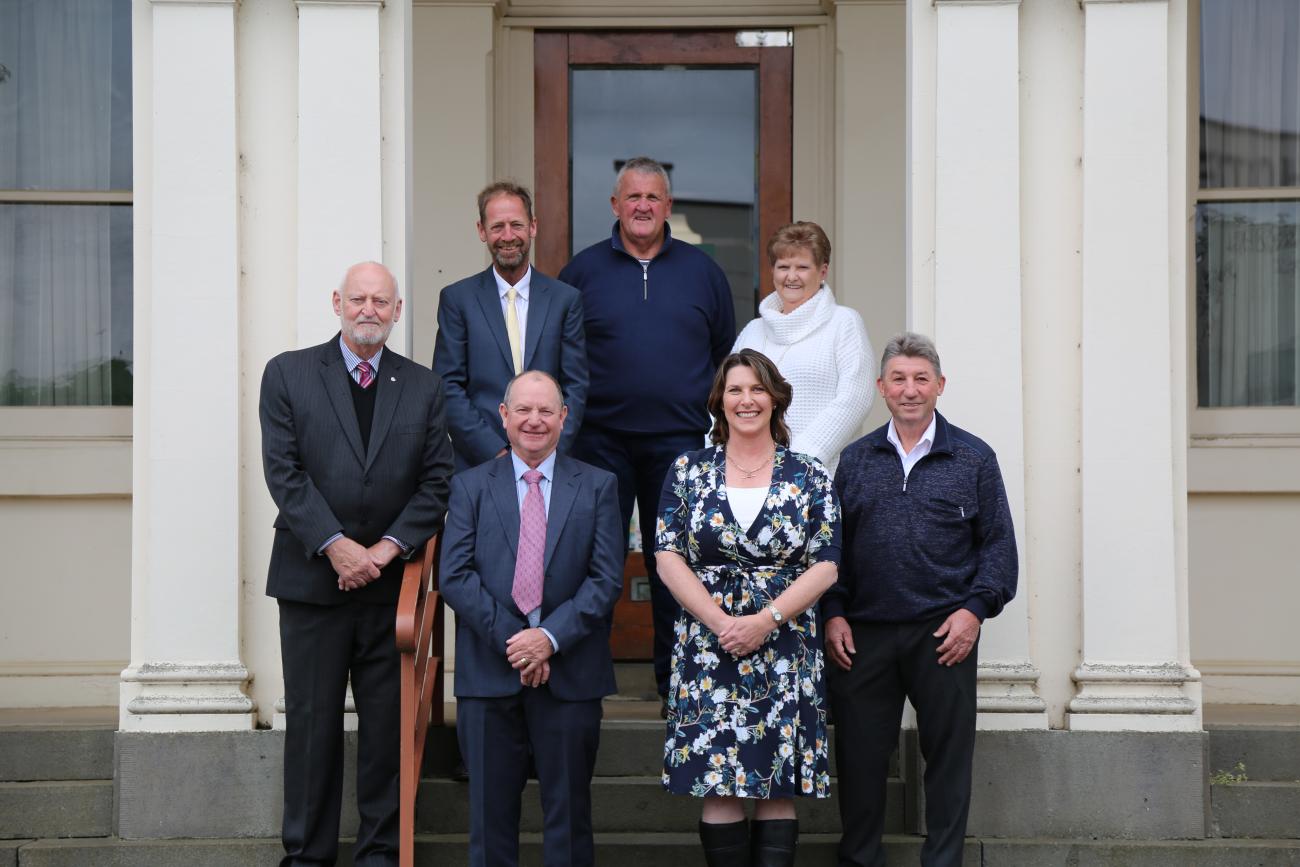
[500,371,567,467]
[333,261,402,357]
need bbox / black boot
[699,819,749,866]
[750,818,798,867]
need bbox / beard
[343,317,392,347]
[492,240,529,271]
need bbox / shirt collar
[493,265,532,301]
[510,448,556,483]
[886,412,937,455]
[338,334,383,374]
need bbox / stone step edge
[12,834,1300,848]
[0,780,112,790]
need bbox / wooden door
[534,30,793,659]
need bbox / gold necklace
[726,450,773,480]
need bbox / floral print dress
[655,445,840,799]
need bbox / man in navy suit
[433,182,588,470]
[440,370,623,867]
[260,261,454,866]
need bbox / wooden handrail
[396,534,445,867]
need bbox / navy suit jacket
[260,336,455,606]
[439,453,622,701]
[432,266,588,469]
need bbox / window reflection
[1196,201,1299,407]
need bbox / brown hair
[766,220,832,268]
[707,349,793,446]
[477,181,534,225]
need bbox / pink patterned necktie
[512,469,546,615]
[356,360,375,389]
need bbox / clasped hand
[506,628,553,688]
[715,613,774,658]
[327,537,399,591]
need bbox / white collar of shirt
[493,265,532,302]
[510,448,556,512]
[494,265,531,347]
[339,335,384,380]
[887,413,937,481]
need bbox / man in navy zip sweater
[559,157,735,708]
[822,332,1017,867]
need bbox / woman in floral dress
[656,348,841,867]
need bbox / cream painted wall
[1190,494,1300,705]
[830,4,906,434]
[410,3,497,367]
[0,498,130,707]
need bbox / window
[1196,0,1300,409]
[0,0,133,406]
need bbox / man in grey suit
[440,370,623,867]
[260,261,454,867]
[433,182,588,470]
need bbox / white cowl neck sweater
[732,284,875,475]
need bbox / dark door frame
[533,29,793,300]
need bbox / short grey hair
[613,156,672,199]
[502,370,565,407]
[880,331,942,378]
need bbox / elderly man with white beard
[260,261,454,866]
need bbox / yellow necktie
[505,286,523,374]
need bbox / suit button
[364,480,373,487]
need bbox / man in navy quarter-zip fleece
[822,332,1017,867]
[559,156,735,711]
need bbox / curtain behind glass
[1200,0,1300,188]
[1197,202,1300,407]
[0,0,132,406]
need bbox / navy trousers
[828,615,979,867]
[457,688,603,867]
[573,423,701,698]
[278,599,400,867]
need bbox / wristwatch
[766,604,784,625]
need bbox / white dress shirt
[886,413,937,482]
[493,265,532,351]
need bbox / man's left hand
[506,628,554,670]
[367,538,401,570]
[520,660,550,688]
[934,608,981,666]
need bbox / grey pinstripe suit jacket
[259,335,454,606]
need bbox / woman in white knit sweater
[732,221,874,475]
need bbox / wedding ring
[521,657,530,665]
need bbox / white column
[931,0,1045,729]
[122,0,254,731]
[296,0,386,350]
[1072,0,1199,731]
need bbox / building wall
[4,0,1297,721]
[1190,494,1300,705]
[0,496,130,707]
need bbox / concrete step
[1208,727,1300,782]
[416,776,905,835]
[422,718,895,779]
[1213,781,1300,839]
[0,781,112,840]
[0,729,113,783]
[10,836,1300,867]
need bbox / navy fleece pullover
[559,221,735,435]
[821,411,1018,625]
